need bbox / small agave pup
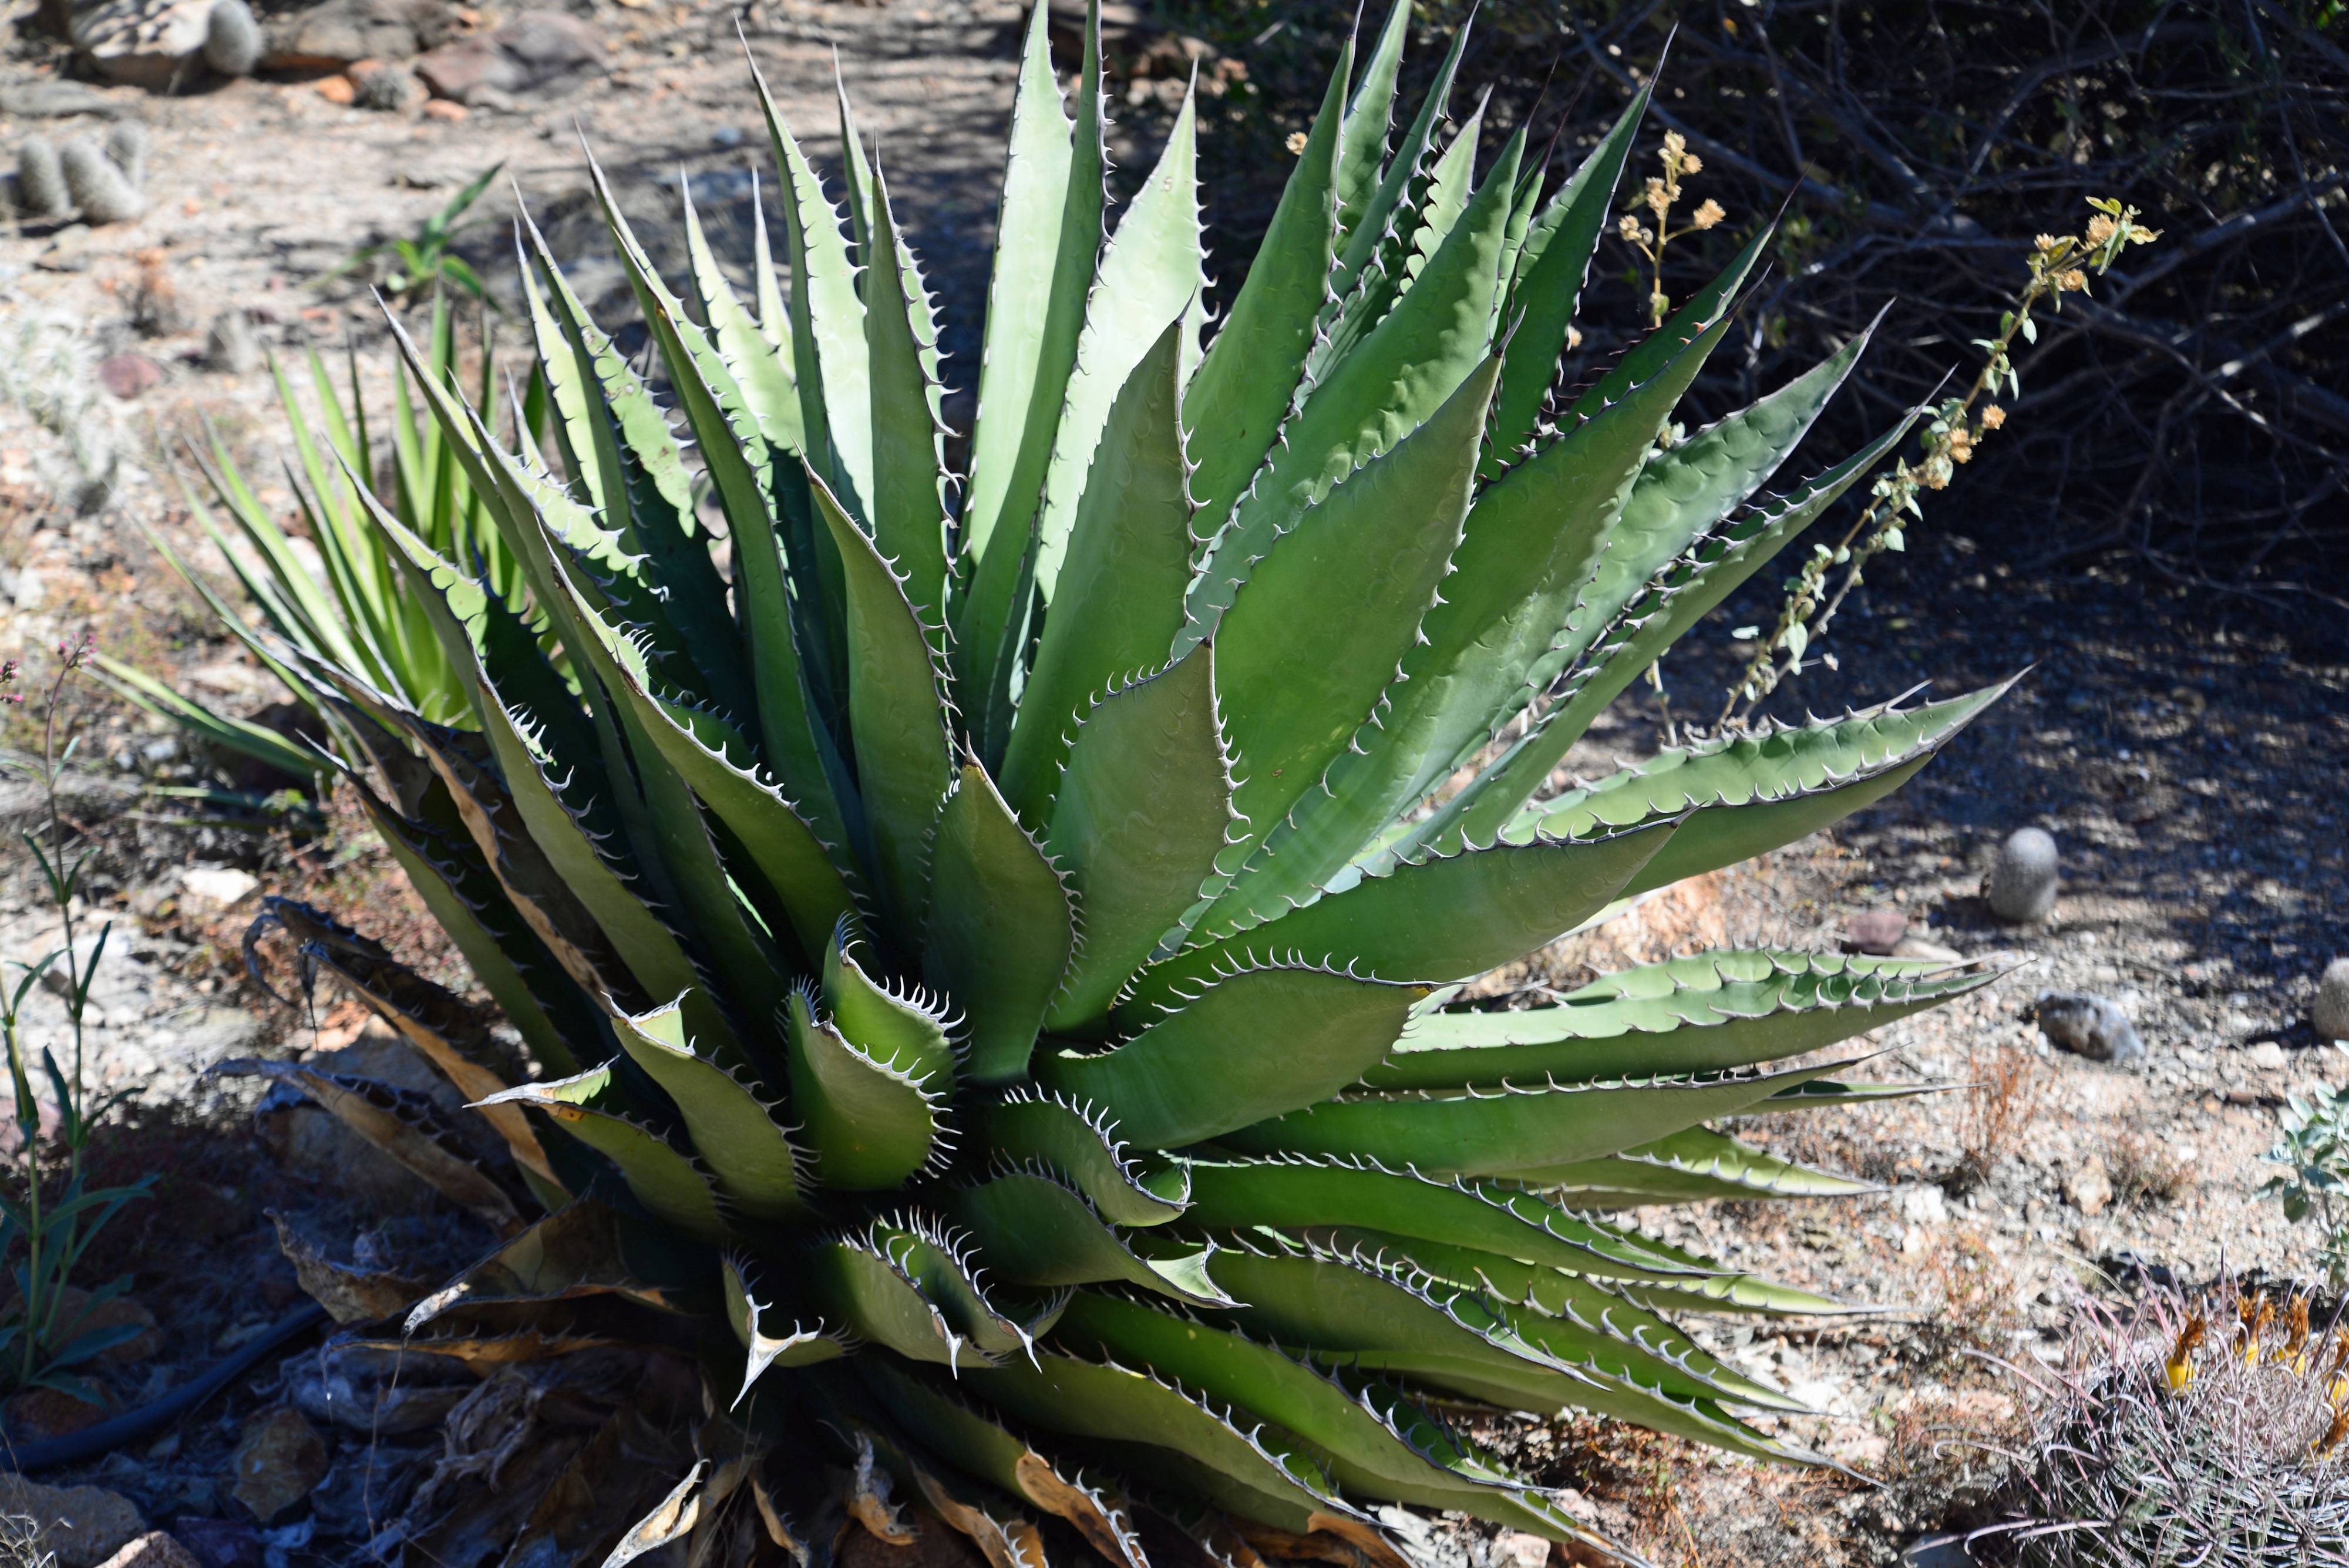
[245,2,2013,1562]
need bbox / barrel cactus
[255,3,2009,1562]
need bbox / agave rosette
[254,3,2009,1561]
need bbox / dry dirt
[2,2,2346,1566]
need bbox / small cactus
[204,0,262,78]
[203,308,259,374]
[60,137,144,226]
[15,136,69,219]
[103,122,148,191]
[2315,957,2349,1044]
[1987,825,2059,923]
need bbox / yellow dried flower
[2319,1405,2349,1458]
[2085,214,2117,245]
[1663,130,1686,159]
[1980,405,2007,430]
[2165,1315,2205,1393]
[1947,428,1974,463]
[1691,198,1725,231]
[2033,233,2062,254]
[1285,130,1308,156]
[1644,176,1669,216]
[2059,268,2089,292]
[1681,152,1702,176]
[1618,214,1644,243]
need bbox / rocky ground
[2,1,2345,1565]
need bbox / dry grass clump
[1949,1038,2047,1195]
[2108,1129,2194,1208]
[1974,1282,2349,1565]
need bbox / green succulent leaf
[1043,647,1235,1032]
[478,1064,726,1240]
[1372,950,2000,1089]
[611,1002,810,1222]
[980,1092,1190,1226]
[1522,1124,1880,1203]
[1219,1057,1864,1177]
[786,988,941,1190]
[1039,967,1429,1149]
[923,765,1075,1085]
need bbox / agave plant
[242,3,2013,1562]
[95,294,534,780]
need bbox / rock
[2031,990,2144,1064]
[2064,1158,2113,1217]
[0,1476,145,1568]
[2315,957,2349,1043]
[312,72,356,105]
[6,1386,114,1444]
[1489,1531,1550,1568]
[257,1032,460,1214]
[179,865,260,908]
[1840,910,1908,955]
[227,1407,328,1525]
[420,97,466,122]
[167,1517,259,1568]
[416,9,601,105]
[97,352,162,399]
[68,0,213,88]
[1893,934,1966,963]
[349,58,422,111]
[1897,1184,1948,1225]
[261,0,456,70]
[1985,826,2059,923]
[97,1534,203,1568]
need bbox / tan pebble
[314,75,355,105]
[423,99,469,122]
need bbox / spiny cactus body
[1988,825,2060,923]
[104,121,149,191]
[59,137,144,226]
[204,0,262,77]
[15,136,69,219]
[2315,958,2349,1044]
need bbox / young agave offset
[258,3,2011,1562]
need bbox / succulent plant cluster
[13,122,148,226]
[232,2,2012,1561]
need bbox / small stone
[166,1517,259,1568]
[416,9,600,103]
[2314,958,2349,1044]
[420,97,467,122]
[1897,1184,1948,1225]
[312,73,356,105]
[2246,1040,2287,1071]
[97,352,163,399]
[1490,1530,1550,1568]
[0,1476,145,1568]
[179,866,260,909]
[6,1385,114,1444]
[97,1533,203,1568]
[1840,910,1907,956]
[226,1407,328,1525]
[2031,990,2145,1064]
[2064,1158,2113,1218]
[69,0,214,88]
[1986,826,2059,923]
[1892,934,1966,963]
